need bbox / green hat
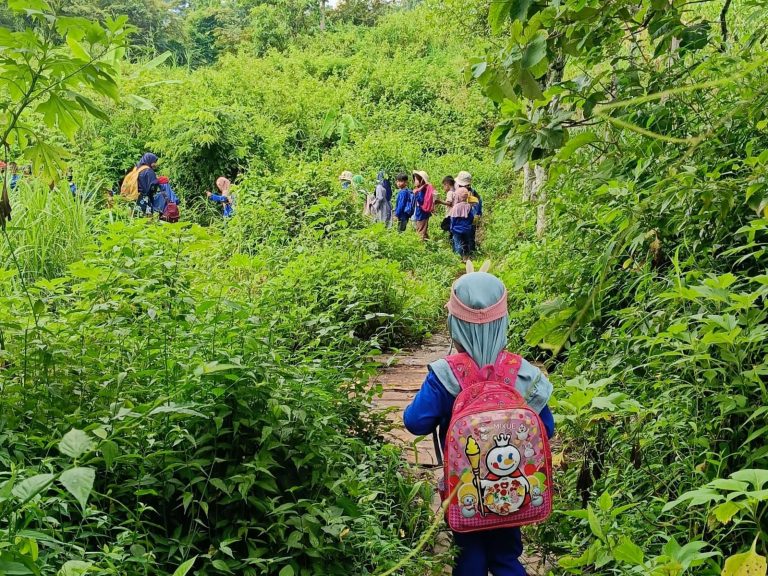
[352,175,364,185]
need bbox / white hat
[456,171,472,186]
[339,170,354,182]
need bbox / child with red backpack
[404,264,554,576]
[153,176,180,223]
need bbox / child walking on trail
[403,267,555,576]
[450,187,474,258]
[412,170,435,241]
[393,173,414,232]
[206,177,235,218]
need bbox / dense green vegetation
[1,0,768,575]
[0,2,510,575]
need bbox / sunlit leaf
[59,429,94,459]
[171,557,197,576]
[59,467,95,510]
[11,474,54,503]
[713,501,741,524]
[721,539,767,576]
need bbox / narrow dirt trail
[373,334,547,576]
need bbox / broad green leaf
[587,505,605,542]
[559,132,597,160]
[100,440,118,468]
[512,136,535,170]
[597,491,613,512]
[73,94,109,122]
[489,0,514,35]
[171,557,197,576]
[510,0,534,21]
[713,501,741,524]
[66,34,89,61]
[522,31,548,69]
[613,537,645,565]
[148,403,205,418]
[211,559,232,573]
[8,0,50,12]
[123,94,156,111]
[721,539,766,576]
[279,567,294,576]
[0,558,35,575]
[59,467,95,510]
[59,429,94,459]
[58,561,92,576]
[35,95,82,139]
[23,139,67,183]
[519,70,543,100]
[12,473,54,503]
[730,469,768,491]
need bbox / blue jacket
[404,364,555,449]
[450,213,474,235]
[394,189,414,219]
[152,183,179,214]
[413,188,431,221]
[209,194,234,217]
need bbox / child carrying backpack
[154,176,180,223]
[393,173,414,233]
[404,263,555,576]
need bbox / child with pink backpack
[404,263,555,576]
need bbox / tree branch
[720,0,732,51]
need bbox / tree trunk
[320,0,326,31]
[522,163,533,202]
[534,164,547,238]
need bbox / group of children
[341,169,483,258]
[124,153,234,220]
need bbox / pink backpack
[440,351,553,533]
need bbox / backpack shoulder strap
[493,351,523,387]
[445,353,483,390]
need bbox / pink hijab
[216,177,231,195]
[450,187,472,218]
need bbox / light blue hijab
[430,272,553,412]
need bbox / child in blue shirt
[393,173,414,233]
[449,188,475,258]
[404,269,555,576]
[207,177,234,218]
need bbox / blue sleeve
[394,192,406,216]
[209,194,228,203]
[403,371,455,436]
[169,186,179,203]
[540,405,555,439]
[415,189,425,207]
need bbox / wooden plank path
[372,334,548,575]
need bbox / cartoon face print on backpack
[486,435,521,476]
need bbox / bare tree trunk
[534,164,547,237]
[320,0,326,31]
[522,163,533,202]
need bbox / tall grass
[1,179,92,281]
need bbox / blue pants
[453,528,526,576]
[452,231,472,257]
[468,225,478,253]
